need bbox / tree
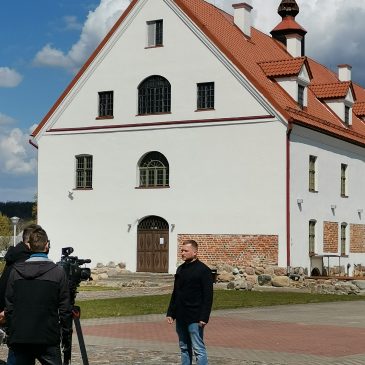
[0,213,12,252]
[32,194,38,222]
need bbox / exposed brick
[323,221,338,253]
[350,224,365,253]
[177,234,278,267]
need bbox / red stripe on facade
[47,114,275,133]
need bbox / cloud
[62,15,83,31]
[0,128,37,175]
[33,0,131,73]
[0,67,23,88]
[0,113,16,127]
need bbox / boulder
[245,267,255,275]
[353,280,365,290]
[217,271,235,282]
[272,276,290,287]
[258,274,272,286]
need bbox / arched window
[139,151,169,187]
[138,76,171,114]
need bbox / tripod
[63,305,89,365]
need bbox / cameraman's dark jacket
[5,257,72,346]
[0,241,31,311]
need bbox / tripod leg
[73,306,89,365]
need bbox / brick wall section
[177,234,278,267]
[350,224,365,253]
[323,221,338,253]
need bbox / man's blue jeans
[176,321,208,365]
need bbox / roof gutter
[286,121,293,273]
[29,138,38,149]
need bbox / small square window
[147,20,163,47]
[98,91,113,117]
[197,82,214,110]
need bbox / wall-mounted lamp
[171,224,175,232]
[127,224,132,232]
[358,209,363,219]
[331,205,337,210]
[296,198,303,211]
[68,190,74,199]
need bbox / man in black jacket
[0,223,40,365]
[5,227,72,365]
[167,240,213,365]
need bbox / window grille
[76,155,93,188]
[197,82,214,109]
[138,76,171,114]
[309,155,317,192]
[98,91,113,117]
[147,20,163,47]
[298,84,305,109]
[341,163,347,196]
[138,216,169,230]
[341,222,347,255]
[344,105,350,125]
[139,151,169,187]
[309,220,316,254]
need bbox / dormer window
[298,84,305,109]
[344,105,350,125]
[147,20,163,47]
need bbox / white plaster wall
[290,125,365,274]
[38,120,287,272]
[48,0,267,132]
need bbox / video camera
[58,247,91,304]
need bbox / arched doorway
[137,216,169,273]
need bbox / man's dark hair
[22,224,42,244]
[182,239,198,250]
[29,228,48,252]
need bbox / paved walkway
[1,300,364,364]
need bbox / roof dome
[278,0,300,18]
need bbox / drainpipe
[286,122,293,274]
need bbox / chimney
[338,64,352,82]
[232,2,253,38]
[286,34,303,58]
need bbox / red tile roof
[354,102,365,117]
[259,57,309,78]
[32,0,365,147]
[271,16,307,34]
[310,82,353,100]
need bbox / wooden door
[137,216,169,273]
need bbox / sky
[0,0,364,202]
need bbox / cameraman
[5,228,72,365]
[0,223,41,365]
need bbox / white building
[31,0,365,275]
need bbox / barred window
[138,76,171,115]
[76,155,93,189]
[98,91,113,117]
[341,163,348,197]
[139,152,169,188]
[298,84,305,109]
[309,220,316,254]
[197,82,214,109]
[341,222,347,256]
[147,20,163,47]
[309,155,317,192]
[344,105,350,125]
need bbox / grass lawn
[75,289,365,319]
